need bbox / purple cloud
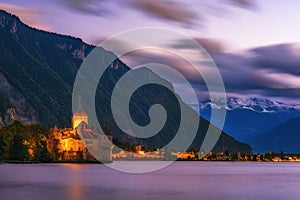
[250,44,300,76]
[170,37,225,54]
[59,0,110,16]
[129,0,198,26]
[58,0,257,27]
[227,0,257,9]
[145,38,300,101]
[208,43,300,100]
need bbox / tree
[9,134,29,161]
[280,150,284,160]
[0,135,6,160]
[264,151,274,160]
[224,150,229,157]
[38,147,53,162]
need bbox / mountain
[246,117,300,153]
[0,10,251,153]
[0,10,97,127]
[197,97,300,141]
[199,97,300,112]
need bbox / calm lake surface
[1,162,300,200]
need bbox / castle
[46,108,113,162]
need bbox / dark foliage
[0,121,52,161]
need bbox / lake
[0,162,300,200]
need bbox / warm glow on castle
[46,107,113,162]
[72,109,88,129]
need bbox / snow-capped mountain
[191,97,300,141]
[199,97,300,113]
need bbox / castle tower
[72,108,88,129]
[72,96,88,129]
[72,98,88,129]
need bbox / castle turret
[72,109,88,129]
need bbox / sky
[0,0,300,103]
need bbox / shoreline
[2,160,299,164]
[1,160,111,164]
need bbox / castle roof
[73,108,87,116]
[76,121,97,139]
[76,121,113,138]
[80,129,97,139]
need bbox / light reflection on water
[1,162,300,200]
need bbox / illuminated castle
[46,108,113,162]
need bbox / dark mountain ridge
[0,10,251,153]
[247,117,300,153]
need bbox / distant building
[178,152,195,159]
[46,108,113,162]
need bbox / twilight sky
[1,0,300,103]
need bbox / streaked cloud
[170,37,225,54]
[60,0,110,16]
[207,43,300,100]
[250,44,300,76]
[121,37,300,101]
[228,0,257,9]
[129,0,198,26]
[58,0,257,27]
